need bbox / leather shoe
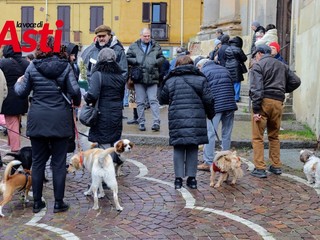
[139,123,146,131]
[151,124,160,131]
[53,201,69,213]
[251,168,267,178]
[174,177,183,189]
[268,165,282,175]
[186,177,197,189]
[127,119,139,125]
[33,200,46,213]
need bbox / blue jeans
[234,82,241,101]
[203,110,235,165]
[134,83,160,125]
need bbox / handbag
[79,73,102,127]
[130,66,143,83]
[130,45,148,83]
[239,62,248,74]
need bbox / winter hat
[196,58,210,68]
[214,39,221,46]
[97,48,116,62]
[252,21,260,28]
[269,42,280,53]
[252,44,271,58]
[94,25,112,35]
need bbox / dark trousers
[31,137,69,202]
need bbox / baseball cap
[252,44,271,58]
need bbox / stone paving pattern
[0,107,319,239]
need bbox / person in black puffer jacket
[0,45,29,152]
[84,48,126,151]
[225,36,247,102]
[160,55,214,190]
[15,36,81,214]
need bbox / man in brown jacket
[249,44,301,178]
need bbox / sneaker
[151,123,160,131]
[127,119,139,125]
[197,163,210,172]
[268,165,282,175]
[139,123,146,131]
[251,168,267,178]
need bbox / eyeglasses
[97,35,106,38]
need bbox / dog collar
[212,162,227,173]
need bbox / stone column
[198,0,220,40]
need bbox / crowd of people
[0,21,301,213]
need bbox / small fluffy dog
[0,160,32,217]
[300,149,320,187]
[67,139,133,211]
[210,150,243,188]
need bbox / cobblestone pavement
[1,139,320,239]
[0,108,318,239]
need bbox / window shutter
[142,2,150,22]
[160,2,167,23]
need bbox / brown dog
[0,160,32,217]
[210,151,243,188]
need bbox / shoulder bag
[130,46,148,83]
[79,73,102,127]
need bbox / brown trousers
[251,98,283,170]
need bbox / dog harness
[212,162,227,173]
[18,171,31,192]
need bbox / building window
[90,6,104,32]
[142,2,167,23]
[152,2,167,23]
[58,6,70,44]
[21,6,34,46]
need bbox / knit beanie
[252,21,260,28]
[97,48,116,62]
[269,42,280,53]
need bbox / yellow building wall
[0,0,202,48]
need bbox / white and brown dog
[300,149,320,187]
[0,160,32,217]
[210,150,243,188]
[67,139,133,211]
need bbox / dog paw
[98,193,105,198]
[209,183,215,188]
[214,184,221,188]
[84,191,92,196]
[117,206,123,211]
[92,205,99,210]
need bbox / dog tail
[3,160,22,182]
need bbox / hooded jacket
[14,56,81,138]
[160,65,214,146]
[66,42,80,80]
[224,36,248,83]
[0,45,29,115]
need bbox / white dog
[68,139,133,211]
[300,149,320,188]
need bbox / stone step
[234,112,296,121]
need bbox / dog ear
[115,140,124,153]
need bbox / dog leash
[0,124,29,139]
[73,110,84,166]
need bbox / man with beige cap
[82,25,128,81]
